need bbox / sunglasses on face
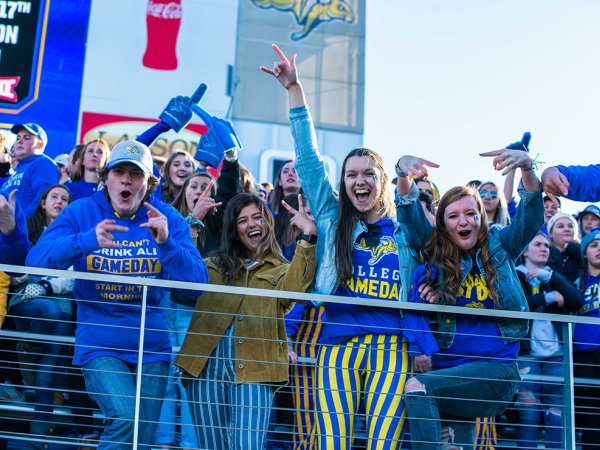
[479,190,498,199]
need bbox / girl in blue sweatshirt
[396,150,543,450]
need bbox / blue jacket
[26,190,208,365]
[289,106,419,302]
[397,182,544,347]
[0,200,30,265]
[65,179,99,201]
[557,164,600,202]
[0,154,59,218]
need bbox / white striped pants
[183,325,275,450]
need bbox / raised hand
[541,166,570,201]
[480,149,534,175]
[260,44,299,90]
[96,219,129,248]
[281,194,317,236]
[0,189,16,234]
[141,202,169,244]
[395,156,440,179]
[192,180,222,221]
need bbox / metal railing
[0,263,598,449]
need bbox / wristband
[298,233,317,245]
[185,214,205,229]
[394,160,408,178]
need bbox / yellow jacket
[176,243,316,383]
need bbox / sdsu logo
[355,236,397,266]
[250,0,355,40]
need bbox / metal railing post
[562,321,576,449]
[133,285,149,449]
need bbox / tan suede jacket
[176,243,316,383]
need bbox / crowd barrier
[0,263,598,449]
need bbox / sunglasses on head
[479,190,498,199]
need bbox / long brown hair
[268,160,300,214]
[334,148,395,284]
[71,139,110,182]
[27,184,72,244]
[171,172,216,247]
[160,151,197,202]
[423,185,499,303]
[214,193,286,283]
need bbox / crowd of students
[0,44,599,450]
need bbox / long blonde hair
[71,139,110,182]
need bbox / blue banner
[0,0,91,157]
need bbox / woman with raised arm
[176,193,316,450]
[395,149,544,450]
[261,44,418,450]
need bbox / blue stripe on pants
[184,325,275,450]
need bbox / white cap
[106,140,153,174]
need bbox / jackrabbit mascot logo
[250,0,355,40]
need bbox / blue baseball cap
[11,123,48,144]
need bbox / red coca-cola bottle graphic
[143,0,182,71]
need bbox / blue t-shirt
[0,154,58,218]
[574,275,600,353]
[66,179,100,201]
[433,261,519,368]
[319,217,403,345]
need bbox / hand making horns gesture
[192,180,222,221]
[260,44,299,90]
[281,194,317,237]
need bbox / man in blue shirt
[0,123,58,218]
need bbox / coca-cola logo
[147,1,182,19]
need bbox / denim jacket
[397,181,544,346]
[289,106,419,302]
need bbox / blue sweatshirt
[26,190,208,365]
[433,262,519,368]
[66,179,100,201]
[557,164,600,202]
[320,217,404,345]
[0,200,30,265]
[0,154,59,218]
[574,274,600,353]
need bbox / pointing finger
[8,189,17,205]
[144,202,164,217]
[420,159,440,168]
[281,200,297,216]
[479,149,504,157]
[260,65,275,75]
[272,43,289,63]
[201,180,214,198]
[297,194,305,214]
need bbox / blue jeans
[183,325,275,450]
[82,356,168,449]
[404,361,520,450]
[155,300,198,448]
[516,356,564,449]
[10,298,73,423]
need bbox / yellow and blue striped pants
[316,334,411,450]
